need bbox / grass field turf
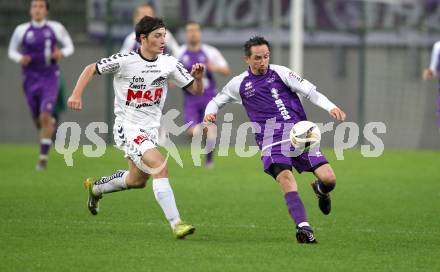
[0,144,439,272]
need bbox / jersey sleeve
[8,24,27,63]
[429,41,440,75]
[204,45,228,68]
[95,53,125,75]
[272,65,337,112]
[48,21,74,58]
[212,76,242,107]
[169,57,194,88]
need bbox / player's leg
[35,75,59,170]
[141,148,195,238]
[267,163,317,244]
[312,163,336,215]
[84,159,150,215]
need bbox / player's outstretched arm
[67,63,97,111]
[186,63,205,96]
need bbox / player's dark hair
[31,0,50,11]
[244,36,271,57]
[135,16,166,42]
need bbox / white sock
[92,170,128,196]
[152,178,181,229]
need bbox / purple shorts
[23,73,59,119]
[183,97,212,127]
[262,145,328,176]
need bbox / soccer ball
[289,121,321,151]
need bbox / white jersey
[96,51,194,129]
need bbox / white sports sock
[152,178,181,229]
[92,170,128,196]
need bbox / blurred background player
[204,36,346,244]
[120,3,179,56]
[8,0,74,170]
[177,21,231,168]
[422,40,440,131]
[67,16,204,239]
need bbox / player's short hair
[244,36,271,57]
[135,16,166,42]
[30,0,50,11]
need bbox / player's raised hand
[20,55,31,66]
[67,95,82,111]
[330,108,346,121]
[204,113,217,123]
[190,63,205,80]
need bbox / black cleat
[311,181,331,215]
[296,226,318,244]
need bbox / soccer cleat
[84,178,102,215]
[173,221,195,239]
[35,159,47,171]
[311,181,331,215]
[296,226,318,244]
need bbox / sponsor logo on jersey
[125,88,163,108]
[25,31,35,43]
[271,88,291,120]
[289,71,304,82]
[243,81,255,98]
[151,76,166,87]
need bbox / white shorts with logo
[113,122,159,173]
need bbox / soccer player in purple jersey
[8,0,74,170]
[204,36,346,244]
[423,41,440,130]
[177,22,231,168]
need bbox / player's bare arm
[67,63,97,111]
[185,63,205,95]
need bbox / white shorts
[113,122,159,173]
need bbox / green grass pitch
[1,144,439,272]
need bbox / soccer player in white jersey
[423,41,440,130]
[8,0,74,170]
[120,3,179,56]
[176,22,231,168]
[204,36,346,243]
[67,16,205,239]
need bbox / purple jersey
[211,64,331,174]
[8,20,74,118]
[21,24,58,76]
[177,44,229,126]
